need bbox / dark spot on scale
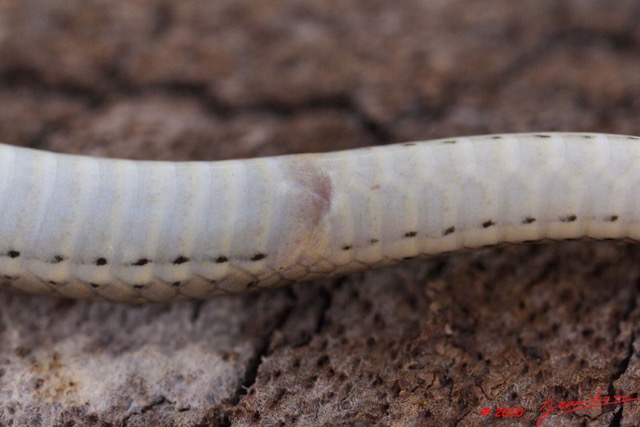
[404,231,417,238]
[173,256,189,265]
[535,134,551,138]
[3,275,14,280]
[443,226,455,236]
[48,281,58,285]
[251,253,267,261]
[482,220,495,228]
[560,215,577,223]
[522,217,536,224]
[342,245,352,251]
[443,140,457,144]
[132,284,145,290]
[491,135,503,139]
[582,135,594,139]
[608,215,619,222]
[215,256,228,264]
[90,283,100,289]
[523,239,542,244]
[172,282,181,288]
[403,143,416,147]
[403,256,415,260]
[96,257,107,266]
[52,255,65,263]
[370,238,379,244]
[627,136,640,140]
[132,258,150,266]
[7,250,20,258]
[247,281,257,288]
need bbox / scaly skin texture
[0,133,638,302]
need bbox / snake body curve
[1,132,639,302]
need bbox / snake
[0,132,638,302]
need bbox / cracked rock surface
[1,1,640,425]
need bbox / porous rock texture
[1,1,640,426]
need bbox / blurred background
[3,1,640,160]
[1,1,640,425]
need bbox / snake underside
[0,133,638,302]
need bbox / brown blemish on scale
[289,159,333,223]
[270,158,333,267]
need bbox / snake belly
[0,133,638,302]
